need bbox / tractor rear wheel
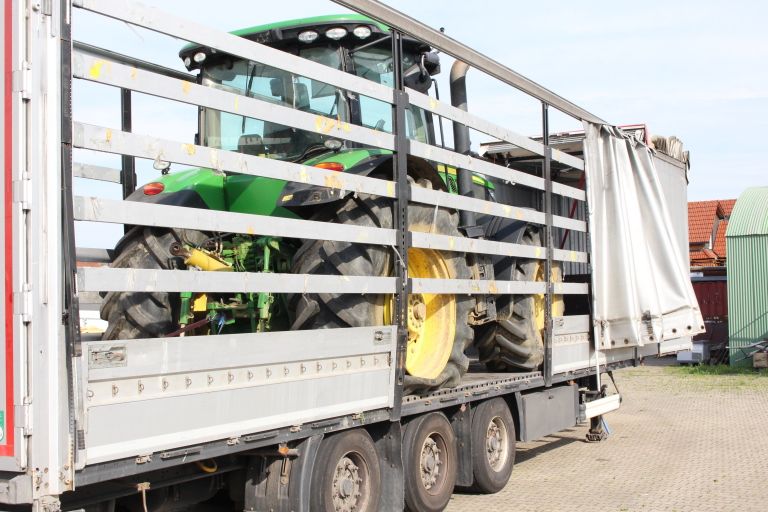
[291,186,473,392]
[100,227,208,340]
[476,227,564,371]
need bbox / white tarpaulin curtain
[583,123,704,349]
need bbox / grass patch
[667,364,768,377]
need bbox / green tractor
[101,14,561,390]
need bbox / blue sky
[72,0,767,247]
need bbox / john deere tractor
[101,14,561,390]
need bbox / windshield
[201,46,343,159]
[200,41,433,161]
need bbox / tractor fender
[279,153,448,212]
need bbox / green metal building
[726,186,768,366]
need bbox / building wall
[727,235,768,366]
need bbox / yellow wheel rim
[382,229,457,380]
[404,247,456,379]
[533,263,565,333]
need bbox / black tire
[403,412,457,512]
[310,429,381,512]
[100,227,207,340]
[469,398,516,493]
[291,185,473,392]
[476,226,556,371]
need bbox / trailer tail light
[143,182,165,195]
[314,162,345,172]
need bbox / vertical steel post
[390,30,410,419]
[542,103,554,387]
[120,88,136,206]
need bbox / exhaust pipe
[450,61,476,229]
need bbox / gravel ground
[446,359,768,512]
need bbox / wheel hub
[332,456,362,512]
[485,417,507,470]
[420,437,442,490]
[407,294,427,341]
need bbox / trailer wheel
[100,227,207,339]
[310,429,381,512]
[403,412,457,512]
[291,183,473,391]
[470,398,516,493]
[476,227,564,371]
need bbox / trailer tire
[291,184,473,392]
[310,429,381,512]
[403,412,457,512]
[100,227,208,340]
[476,226,563,371]
[469,398,516,493]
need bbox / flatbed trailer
[0,1,703,510]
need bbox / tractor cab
[180,15,441,162]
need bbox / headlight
[353,26,372,39]
[298,30,319,43]
[325,27,348,40]
[193,51,207,64]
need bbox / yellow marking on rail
[386,182,396,197]
[324,173,344,190]
[181,81,192,95]
[89,60,107,79]
[233,96,239,112]
[130,67,138,80]
[535,247,543,258]
[182,143,196,156]
[487,281,498,294]
[429,98,437,111]
[570,251,577,262]
[105,129,112,143]
[299,167,308,183]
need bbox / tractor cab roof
[180,13,430,71]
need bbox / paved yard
[447,360,768,512]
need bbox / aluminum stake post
[390,29,410,420]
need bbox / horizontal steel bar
[411,141,585,202]
[411,279,588,295]
[407,88,585,174]
[410,186,587,232]
[332,0,605,124]
[73,40,195,82]
[410,231,588,263]
[73,49,396,152]
[78,267,397,294]
[411,185,543,224]
[75,196,397,246]
[73,123,396,198]
[73,162,122,183]
[73,0,395,104]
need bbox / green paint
[0,410,4,442]
[151,168,227,211]
[181,14,389,54]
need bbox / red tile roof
[690,248,719,266]
[688,200,720,245]
[688,198,737,267]
[720,199,736,217]
[713,219,728,257]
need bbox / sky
[72,0,768,247]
